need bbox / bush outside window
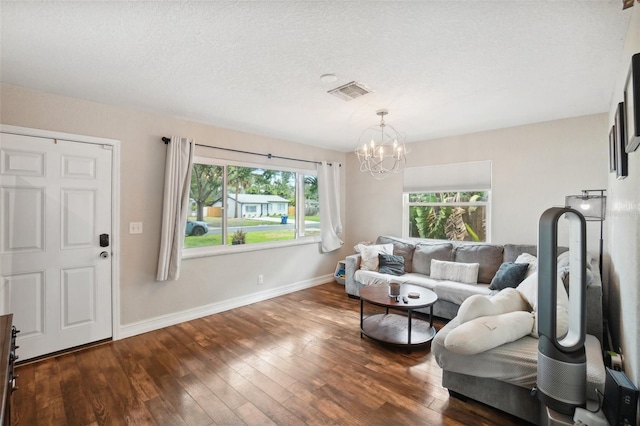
[185,157,319,252]
[405,191,490,242]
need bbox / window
[404,191,490,242]
[402,161,492,242]
[184,156,320,254]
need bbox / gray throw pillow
[378,254,405,276]
[376,236,416,273]
[489,262,529,290]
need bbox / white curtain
[157,137,194,281]
[317,161,343,252]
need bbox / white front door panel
[0,132,113,360]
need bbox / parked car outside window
[186,220,208,236]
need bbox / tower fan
[537,207,587,417]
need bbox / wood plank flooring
[12,283,526,425]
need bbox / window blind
[403,160,492,193]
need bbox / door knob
[100,251,109,259]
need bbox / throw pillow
[375,236,416,273]
[430,259,479,285]
[353,242,373,252]
[359,243,393,271]
[515,252,538,277]
[489,262,529,290]
[444,311,535,355]
[457,288,529,324]
[378,254,405,276]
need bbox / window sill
[182,235,321,260]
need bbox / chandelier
[355,109,407,179]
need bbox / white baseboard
[117,274,333,340]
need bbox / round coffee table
[359,283,438,352]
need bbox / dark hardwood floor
[13,283,525,425]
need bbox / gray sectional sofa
[346,235,500,319]
[345,236,602,340]
[345,236,605,424]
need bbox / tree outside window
[185,158,320,251]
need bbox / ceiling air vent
[327,81,373,101]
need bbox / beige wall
[607,5,640,390]
[0,84,348,327]
[346,113,608,255]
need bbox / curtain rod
[161,137,340,167]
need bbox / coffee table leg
[430,304,434,328]
[360,299,364,338]
[408,309,412,346]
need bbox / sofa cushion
[378,254,405,276]
[433,319,605,400]
[376,236,416,273]
[354,269,392,287]
[356,260,497,298]
[504,244,570,263]
[358,243,394,271]
[412,243,454,275]
[489,262,529,290]
[454,244,504,284]
[432,280,493,305]
[431,260,479,285]
[503,244,537,263]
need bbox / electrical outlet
[257,274,264,285]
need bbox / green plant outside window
[407,191,489,242]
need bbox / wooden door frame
[0,124,122,340]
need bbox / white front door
[0,132,113,360]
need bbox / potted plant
[231,229,246,245]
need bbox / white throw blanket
[444,272,569,355]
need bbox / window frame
[183,155,320,259]
[402,189,492,242]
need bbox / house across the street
[214,194,289,218]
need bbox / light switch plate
[129,222,143,234]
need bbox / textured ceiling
[0,1,632,152]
